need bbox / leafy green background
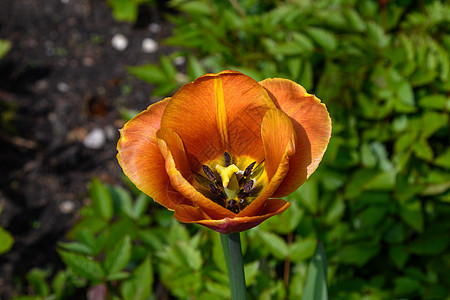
[11,0,450,299]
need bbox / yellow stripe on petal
[214,75,229,148]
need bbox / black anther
[210,183,221,195]
[229,199,236,207]
[243,180,254,193]
[243,161,256,177]
[224,152,231,166]
[203,165,216,181]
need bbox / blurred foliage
[12,0,450,299]
[13,178,325,299]
[107,0,156,23]
[126,0,450,299]
[0,39,11,59]
[0,220,14,255]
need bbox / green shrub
[125,0,450,299]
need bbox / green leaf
[160,55,177,79]
[109,186,133,218]
[361,143,377,168]
[187,55,206,80]
[389,246,409,269]
[256,230,289,259]
[333,244,380,266]
[409,234,450,255]
[290,238,317,263]
[299,60,313,91]
[106,271,129,281]
[367,21,390,48]
[323,196,345,225]
[360,206,387,228]
[420,111,448,138]
[108,0,139,22]
[90,178,113,221]
[294,176,318,213]
[58,241,93,255]
[0,226,14,254]
[133,193,151,219]
[344,169,379,200]
[260,200,303,234]
[175,1,211,15]
[413,138,434,161]
[137,229,164,251]
[127,64,168,84]
[418,94,448,110]
[244,261,259,286]
[292,32,315,54]
[103,235,132,275]
[0,39,12,59]
[397,81,415,106]
[305,27,337,51]
[58,250,104,281]
[399,200,424,232]
[394,277,421,296]
[384,223,406,244]
[121,256,153,300]
[52,271,67,299]
[301,241,328,300]
[27,269,49,297]
[435,148,450,168]
[204,281,230,298]
[344,9,366,32]
[287,57,302,80]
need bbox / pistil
[201,152,258,213]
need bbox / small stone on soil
[111,33,128,51]
[174,56,186,66]
[149,23,161,33]
[83,128,106,149]
[142,38,158,53]
[57,82,70,93]
[59,200,75,214]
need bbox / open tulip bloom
[117,70,331,234]
[118,70,331,298]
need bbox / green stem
[220,232,247,300]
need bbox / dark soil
[0,1,174,298]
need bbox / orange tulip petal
[238,110,296,217]
[156,128,236,220]
[160,70,276,171]
[260,78,331,197]
[117,99,191,210]
[174,199,290,234]
[261,109,296,181]
[156,127,193,183]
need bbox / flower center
[196,152,264,213]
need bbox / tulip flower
[117,70,331,234]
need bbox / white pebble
[142,38,158,53]
[57,82,70,93]
[149,23,161,33]
[83,128,106,149]
[174,56,186,66]
[111,34,128,51]
[104,125,117,141]
[60,201,75,213]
